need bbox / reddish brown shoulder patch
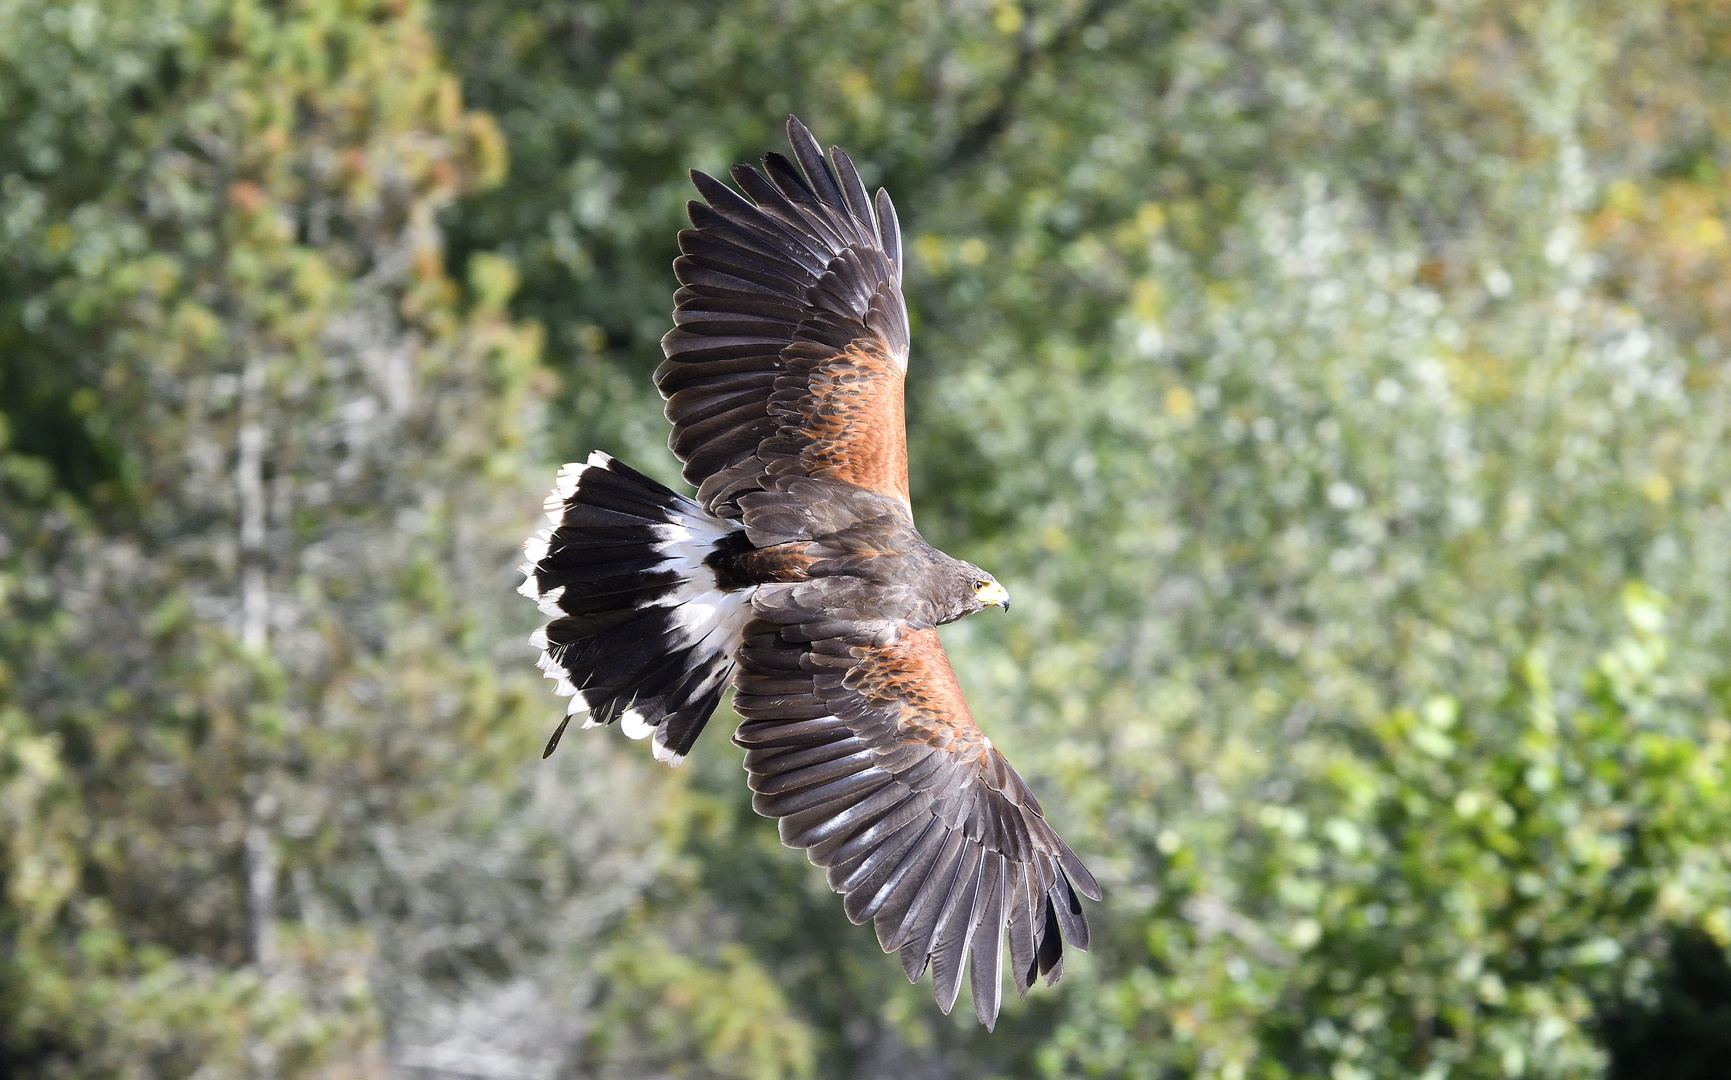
[854,628,990,761]
[796,339,911,507]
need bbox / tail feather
[521,452,752,765]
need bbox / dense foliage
[0,1,653,1073]
[5,0,1731,1077]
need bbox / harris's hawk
[518,117,1099,1028]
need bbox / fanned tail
[519,452,751,765]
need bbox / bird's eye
[975,580,990,591]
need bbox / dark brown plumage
[518,116,1099,1028]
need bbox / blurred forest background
[6,0,1731,1077]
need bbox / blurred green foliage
[0,0,541,1072]
[5,0,1731,1077]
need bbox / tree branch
[939,0,1127,170]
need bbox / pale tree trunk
[237,353,276,969]
[238,357,269,654]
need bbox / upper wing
[733,620,1100,1029]
[656,116,912,521]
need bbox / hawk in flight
[519,117,1099,1028]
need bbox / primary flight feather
[518,116,1100,1028]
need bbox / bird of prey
[518,117,1099,1028]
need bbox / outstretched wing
[733,619,1101,1029]
[657,116,912,524]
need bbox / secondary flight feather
[517,116,1100,1028]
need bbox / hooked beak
[977,580,1011,611]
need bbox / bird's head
[935,559,1010,624]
